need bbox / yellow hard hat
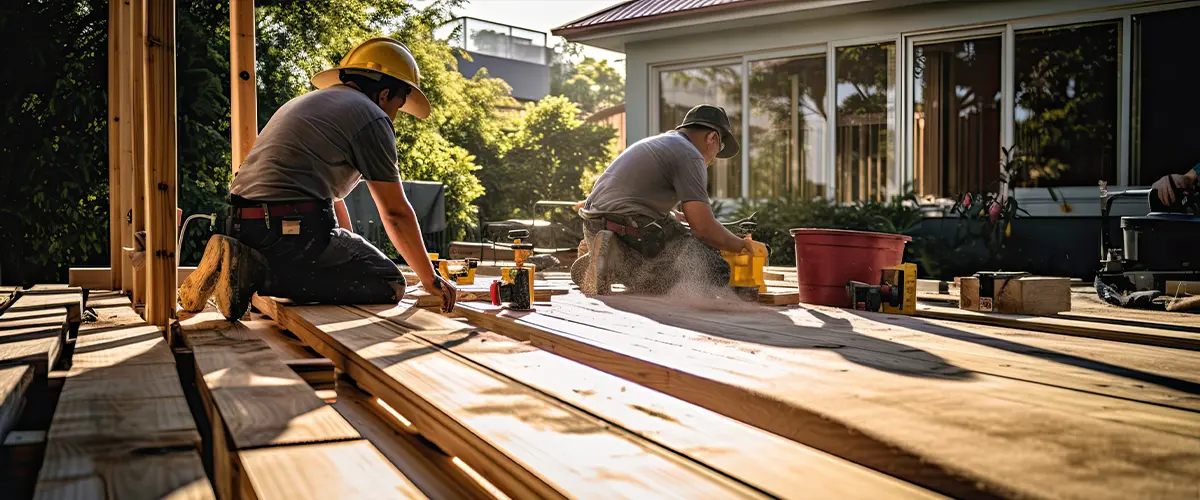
[311,37,432,119]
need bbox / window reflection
[1014,22,1119,188]
[659,65,743,199]
[1132,6,1200,185]
[913,36,1002,199]
[836,42,896,202]
[748,55,828,199]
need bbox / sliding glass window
[659,64,743,199]
[1014,21,1120,188]
[748,54,828,199]
[836,42,896,202]
[913,36,1002,200]
[1132,6,1200,185]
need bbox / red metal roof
[556,0,780,35]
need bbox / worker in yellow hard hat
[180,37,457,320]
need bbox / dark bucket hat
[676,104,739,159]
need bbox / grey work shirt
[583,131,709,220]
[230,85,400,202]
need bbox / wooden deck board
[34,294,213,500]
[331,384,498,500]
[256,295,769,500]
[0,294,68,376]
[0,365,34,442]
[239,440,427,500]
[456,294,1200,499]
[357,303,936,500]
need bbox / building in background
[555,0,1200,278]
[438,17,551,103]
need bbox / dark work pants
[229,201,406,304]
[586,217,730,295]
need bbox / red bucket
[790,228,911,307]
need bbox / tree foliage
[549,42,624,115]
[477,96,616,221]
[0,0,620,283]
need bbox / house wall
[621,0,1195,216]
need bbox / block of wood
[960,275,1070,315]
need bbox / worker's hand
[423,275,457,313]
[1153,173,1195,207]
[740,239,767,257]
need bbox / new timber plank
[0,365,34,442]
[184,324,360,448]
[332,384,497,500]
[916,303,1200,351]
[456,295,1200,500]
[0,300,68,377]
[255,295,769,500]
[239,440,427,500]
[357,303,937,500]
[8,288,82,323]
[34,294,213,500]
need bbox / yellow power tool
[428,253,479,285]
[720,234,768,301]
[490,229,536,310]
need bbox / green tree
[478,96,616,221]
[549,42,624,114]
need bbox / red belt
[235,201,323,219]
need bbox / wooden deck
[0,279,1196,499]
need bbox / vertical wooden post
[130,0,147,305]
[144,0,178,327]
[230,0,257,174]
[108,0,124,291]
[118,0,135,293]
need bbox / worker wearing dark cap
[572,104,766,295]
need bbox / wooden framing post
[118,0,134,293]
[130,0,147,305]
[144,0,178,327]
[107,0,124,291]
[230,0,257,174]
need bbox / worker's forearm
[333,199,353,232]
[380,210,437,286]
[694,224,744,252]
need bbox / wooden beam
[239,441,426,500]
[34,294,213,499]
[0,366,34,443]
[230,0,257,173]
[456,295,1200,499]
[118,0,134,294]
[0,296,70,378]
[129,0,147,306]
[70,266,197,291]
[107,0,124,292]
[143,0,178,327]
[257,297,768,499]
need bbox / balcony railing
[436,17,549,65]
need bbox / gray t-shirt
[230,85,400,202]
[584,131,709,219]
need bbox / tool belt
[584,213,683,258]
[228,195,335,263]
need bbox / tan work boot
[212,235,267,321]
[178,235,224,312]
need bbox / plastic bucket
[790,228,911,307]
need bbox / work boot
[209,235,267,321]
[178,235,224,313]
[581,230,619,296]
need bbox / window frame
[642,0,1200,209]
[903,26,1008,200]
[742,44,828,200]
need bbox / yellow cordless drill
[489,229,536,310]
